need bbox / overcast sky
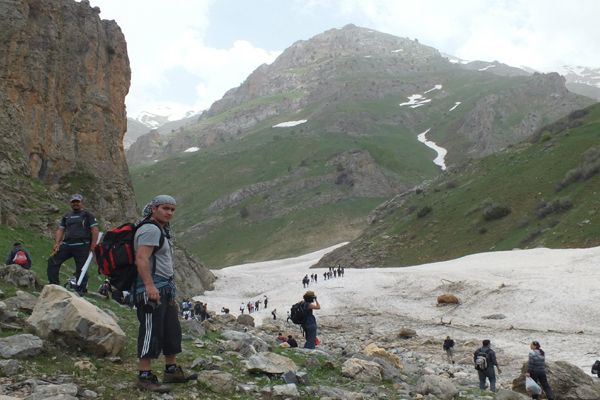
[88,0,600,118]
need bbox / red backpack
[12,250,29,266]
[94,220,164,291]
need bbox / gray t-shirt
[134,223,174,279]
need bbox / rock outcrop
[0,0,136,225]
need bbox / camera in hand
[142,299,160,313]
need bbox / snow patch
[423,84,443,94]
[391,49,404,53]
[184,147,200,153]
[417,128,447,170]
[448,102,461,112]
[364,55,372,58]
[272,120,307,128]
[399,94,431,108]
[478,64,496,72]
[194,243,600,373]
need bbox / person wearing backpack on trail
[47,194,99,295]
[133,195,197,393]
[5,242,32,269]
[443,336,455,364]
[526,341,554,400]
[302,290,320,349]
[474,339,501,392]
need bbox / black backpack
[290,301,307,325]
[474,349,490,370]
[592,360,600,376]
[94,220,164,291]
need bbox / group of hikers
[301,265,346,288]
[180,299,209,321]
[240,295,268,314]
[443,337,554,398]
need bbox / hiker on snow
[302,290,320,349]
[5,242,32,269]
[526,341,554,400]
[47,194,99,295]
[133,195,196,393]
[443,336,455,364]
[474,339,501,392]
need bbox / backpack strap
[136,219,166,275]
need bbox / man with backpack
[47,194,99,295]
[133,195,196,393]
[5,242,32,269]
[443,336,455,364]
[474,339,501,392]
[290,290,321,349]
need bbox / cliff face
[0,0,136,223]
[0,0,215,295]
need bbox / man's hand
[51,242,60,256]
[497,366,502,374]
[146,284,160,302]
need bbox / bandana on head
[140,195,176,237]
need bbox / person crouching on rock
[527,340,554,400]
[302,290,320,349]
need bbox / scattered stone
[106,356,122,364]
[398,327,417,338]
[0,334,43,358]
[363,343,404,370]
[416,374,458,400]
[27,285,125,356]
[197,370,236,395]
[2,290,38,312]
[29,383,79,400]
[283,370,298,384]
[80,389,99,398]
[495,389,530,399]
[341,358,383,383]
[237,314,255,327]
[221,330,269,352]
[437,293,459,305]
[271,383,300,398]
[0,359,21,376]
[0,301,18,322]
[246,352,298,374]
[482,313,506,320]
[74,360,97,372]
[0,264,40,289]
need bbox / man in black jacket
[474,339,501,392]
[47,194,99,294]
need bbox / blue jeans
[478,367,496,392]
[303,323,317,349]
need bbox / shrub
[417,206,432,218]
[239,206,249,218]
[557,146,600,191]
[536,197,573,219]
[482,204,511,221]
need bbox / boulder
[363,343,403,370]
[197,370,236,395]
[512,361,600,400]
[341,358,383,383]
[398,327,417,338]
[0,334,43,358]
[246,352,298,374]
[27,285,125,356]
[495,389,530,400]
[0,301,18,322]
[0,264,40,289]
[309,386,364,400]
[29,383,78,400]
[237,314,255,327]
[437,294,459,305]
[416,374,458,400]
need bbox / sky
[87,0,600,119]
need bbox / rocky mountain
[315,103,600,268]
[124,110,201,149]
[0,0,214,296]
[560,65,600,100]
[129,24,593,267]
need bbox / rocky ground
[1,262,600,399]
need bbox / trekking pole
[76,232,103,287]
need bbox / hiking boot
[163,366,198,383]
[136,373,171,393]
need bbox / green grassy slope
[317,104,600,268]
